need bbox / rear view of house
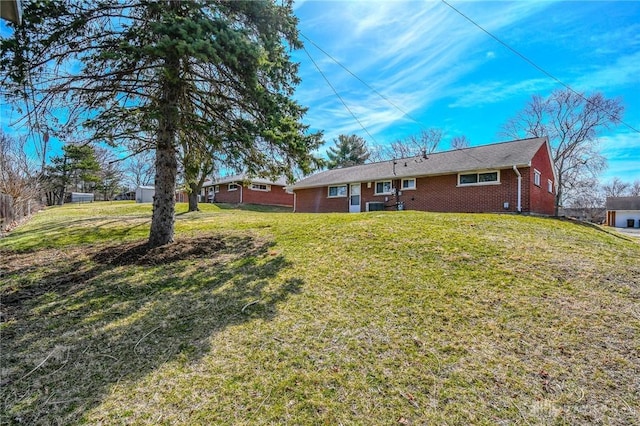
[202,174,293,207]
[293,137,556,216]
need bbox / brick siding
[209,183,293,207]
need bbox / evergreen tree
[326,134,370,169]
[1,0,322,247]
[46,144,100,205]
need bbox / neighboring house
[292,137,557,215]
[605,196,640,228]
[202,174,294,207]
[135,185,155,203]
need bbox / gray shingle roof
[606,196,640,211]
[204,174,288,187]
[293,137,549,189]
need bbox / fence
[0,193,43,235]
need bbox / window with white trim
[547,179,553,193]
[401,178,416,190]
[534,169,541,186]
[328,185,347,198]
[250,183,270,191]
[375,180,393,195]
[228,183,238,191]
[214,185,220,193]
[458,171,499,186]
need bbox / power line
[441,0,640,135]
[300,32,422,125]
[301,45,378,144]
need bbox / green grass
[1,202,639,425]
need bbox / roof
[293,137,550,189]
[606,196,640,211]
[203,174,288,187]
[0,0,22,24]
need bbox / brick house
[202,174,294,207]
[292,137,557,215]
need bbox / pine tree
[326,135,370,169]
[1,0,322,247]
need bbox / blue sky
[292,0,640,183]
[1,1,638,184]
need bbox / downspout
[239,183,243,204]
[512,165,522,213]
[293,191,297,212]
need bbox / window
[214,185,220,193]
[402,178,416,190]
[250,183,270,191]
[547,179,553,193]
[458,171,499,186]
[328,185,347,197]
[534,169,541,186]
[228,183,238,191]
[375,180,393,195]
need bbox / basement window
[375,180,393,195]
[328,185,347,198]
[458,171,499,186]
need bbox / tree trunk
[188,182,200,212]
[148,55,180,248]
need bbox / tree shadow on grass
[1,234,301,425]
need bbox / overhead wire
[301,44,378,145]
[440,0,640,135]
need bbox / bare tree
[123,151,156,190]
[629,180,640,197]
[503,89,624,215]
[450,135,470,150]
[377,128,443,160]
[602,177,630,198]
[0,131,41,219]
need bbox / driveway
[614,227,640,238]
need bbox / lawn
[1,202,639,425]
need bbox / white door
[349,183,361,213]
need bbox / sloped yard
[1,202,639,424]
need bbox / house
[202,174,294,207]
[135,185,155,203]
[0,0,22,24]
[292,137,557,215]
[605,196,640,228]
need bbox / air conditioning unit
[366,202,385,212]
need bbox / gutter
[512,165,522,213]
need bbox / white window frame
[375,180,394,195]
[401,178,416,190]
[534,169,541,187]
[250,183,270,192]
[457,170,500,187]
[228,183,239,191]
[327,185,347,198]
[214,185,220,193]
[547,179,553,193]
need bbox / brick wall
[528,144,556,216]
[295,186,348,213]
[211,183,293,207]
[243,185,293,207]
